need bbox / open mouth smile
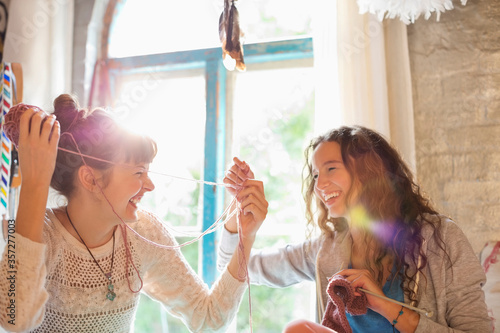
[324,191,341,202]
[129,196,142,207]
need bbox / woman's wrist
[379,302,419,333]
[224,223,238,234]
[381,302,403,320]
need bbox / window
[101,0,316,331]
[229,60,316,332]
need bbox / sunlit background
[109,0,313,57]
[107,0,317,331]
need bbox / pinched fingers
[224,158,253,184]
[337,269,385,304]
[223,158,255,198]
[224,167,248,187]
[236,179,266,203]
[239,201,268,224]
[223,171,241,197]
[232,157,254,178]
[237,180,268,217]
[236,201,266,240]
[341,269,374,285]
[223,170,241,190]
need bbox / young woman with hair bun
[0,94,268,332]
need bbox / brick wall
[407,0,500,253]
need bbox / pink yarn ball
[4,103,47,148]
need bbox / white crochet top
[0,209,246,332]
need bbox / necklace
[65,207,117,301]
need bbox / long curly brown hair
[303,125,447,304]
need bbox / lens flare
[349,204,396,244]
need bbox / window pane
[109,0,220,57]
[231,61,316,331]
[114,71,206,230]
[237,0,313,43]
[115,71,206,332]
[233,62,315,237]
[108,0,313,58]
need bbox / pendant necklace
[66,207,117,301]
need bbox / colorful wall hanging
[0,62,12,216]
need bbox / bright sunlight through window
[106,0,316,331]
[108,0,313,57]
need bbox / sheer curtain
[0,2,75,332]
[313,0,416,171]
[2,0,74,222]
[3,0,74,109]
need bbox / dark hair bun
[53,94,86,132]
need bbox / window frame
[101,1,313,286]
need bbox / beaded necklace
[65,207,117,301]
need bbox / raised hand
[18,108,60,187]
[223,157,260,233]
[223,157,254,197]
[234,179,268,241]
[225,172,268,282]
[15,108,60,242]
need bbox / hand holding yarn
[12,104,60,186]
[223,156,254,196]
[4,103,50,148]
[223,157,257,233]
[321,274,368,333]
[235,179,268,241]
[338,268,388,313]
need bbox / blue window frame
[101,38,313,285]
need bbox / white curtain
[1,0,74,226]
[313,0,416,171]
[3,0,74,110]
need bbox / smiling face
[312,141,358,219]
[101,162,155,222]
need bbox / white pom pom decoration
[357,0,467,24]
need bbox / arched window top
[108,0,313,58]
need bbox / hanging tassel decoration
[219,0,246,72]
[357,0,468,24]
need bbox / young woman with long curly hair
[220,125,491,332]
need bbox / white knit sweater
[0,208,246,332]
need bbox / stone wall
[407,0,500,253]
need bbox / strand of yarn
[237,211,252,333]
[119,224,143,293]
[59,145,243,242]
[58,147,230,187]
[61,133,238,248]
[125,197,238,250]
[60,146,240,238]
[62,131,253,326]
[62,132,145,293]
[6,104,253,324]
[5,104,231,188]
[61,132,245,290]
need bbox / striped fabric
[0,62,12,215]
